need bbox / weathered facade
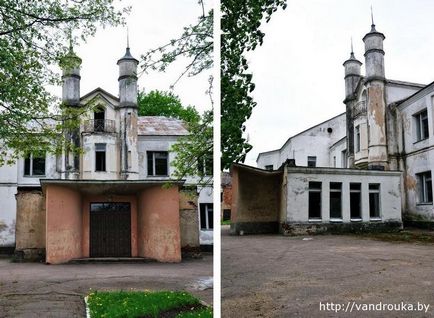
[0,45,213,262]
[242,20,434,231]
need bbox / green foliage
[221,0,287,170]
[176,307,213,318]
[0,0,127,164]
[171,109,213,185]
[138,90,200,124]
[87,290,204,318]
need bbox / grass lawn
[86,290,212,318]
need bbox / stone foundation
[14,248,46,262]
[230,222,279,235]
[280,221,403,236]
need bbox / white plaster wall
[329,139,347,168]
[82,134,119,179]
[17,154,59,186]
[257,113,346,169]
[285,167,402,224]
[386,84,422,105]
[0,186,17,246]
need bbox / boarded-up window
[308,182,321,219]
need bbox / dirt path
[222,227,434,317]
[0,255,212,318]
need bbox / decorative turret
[362,10,388,170]
[343,40,363,100]
[117,40,139,180]
[362,12,385,83]
[61,43,82,106]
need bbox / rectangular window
[147,151,168,176]
[355,125,361,152]
[95,143,106,172]
[264,165,273,171]
[350,183,361,220]
[369,184,381,219]
[222,209,231,221]
[341,150,347,168]
[329,182,342,219]
[200,203,213,230]
[24,152,46,176]
[198,155,213,176]
[417,171,433,204]
[414,109,429,141]
[307,156,317,167]
[308,182,321,219]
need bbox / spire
[370,5,376,32]
[350,37,355,59]
[127,26,130,49]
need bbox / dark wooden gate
[90,202,131,257]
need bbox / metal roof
[137,116,189,136]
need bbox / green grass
[87,290,210,318]
[221,220,231,225]
[176,307,213,317]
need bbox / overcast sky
[58,0,212,114]
[244,0,434,166]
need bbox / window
[417,171,433,204]
[94,108,105,132]
[341,150,347,168]
[198,155,213,176]
[222,209,231,222]
[350,183,362,220]
[308,182,321,219]
[330,182,342,219]
[307,156,317,167]
[95,143,106,172]
[369,184,381,219]
[264,165,273,171]
[414,109,429,142]
[333,156,336,168]
[147,151,168,176]
[200,203,213,230]
[355,125,361,152]
[24,152,46,176]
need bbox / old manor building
[0,45,213,263]
[231,20,433,234]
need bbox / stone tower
[363,17,388,170]
[343,42,363,168]
[117,45,139,180]
[61,44,82,179]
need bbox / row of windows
[23,147,213,177]
[308,182,381,220]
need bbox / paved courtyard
[0,255,212,318]
[222,226,434,317]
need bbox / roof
[80,87,120,103]
[138,116,189,136]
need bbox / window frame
[414,109,429,142]
[308,181,322,221]
[24,152,46,177]
[369,183,381,220]
[147,151,169,177]
[307,156,317,168]
[329,182,342,221]
[95,143,107,172]
[350,183,362,221]
[417,171,433,204]
[200,203,214,230]
[355,125,361,153]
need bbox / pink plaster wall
[45,185,82,264]
[81,195,138,257]
[137,186,181,262]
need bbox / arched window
[94,107,105,132]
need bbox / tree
[0,0,127,164]
[139,1,213,185]
[221,0,287,170]
[138,90,200,124]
